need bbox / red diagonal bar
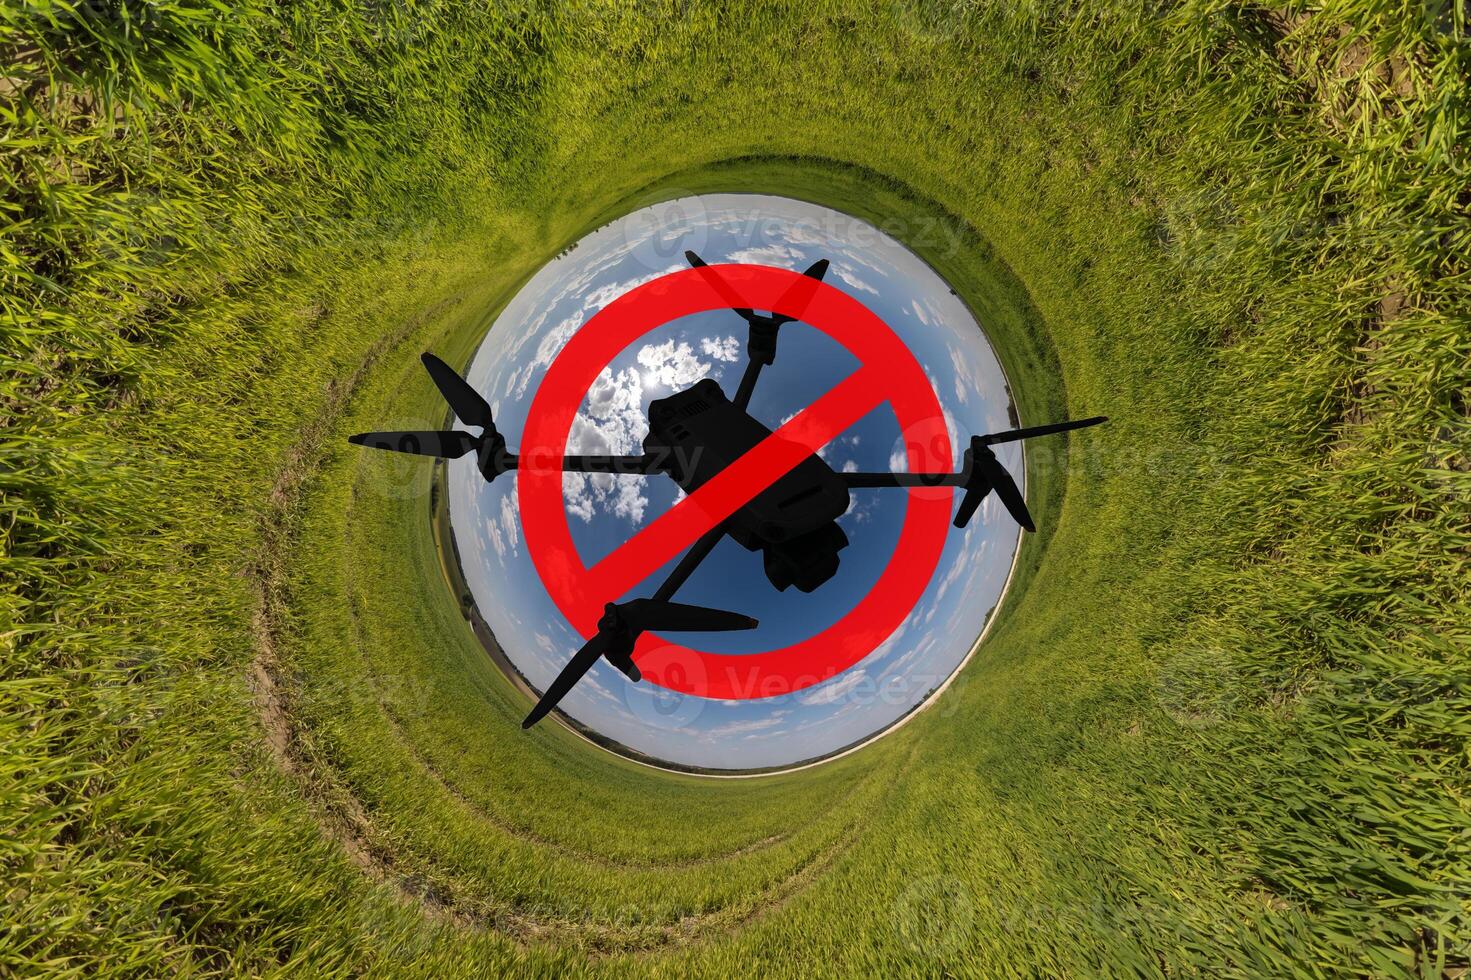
[584,365,884,603]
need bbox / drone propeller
[955,440,1032,531]
[420,352,498,432]
[685,250,755,321]
[347,429,479,458]
[977,416,1107,446]
[684,251,829,325]
[954,417,1108,531]
[347,353,510,476]
[522,599,758,729]
[769,258,829,326]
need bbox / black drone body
[349,251,1107,729]
[648,378,852,594]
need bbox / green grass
[4,0,1469,975]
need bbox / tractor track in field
[248,298,472,922]
[313,729,902,954]
[318,718,917,955]
[343,576,888,874]
[364,687,796,872]
[340,476,877,876]
[246,309,906,952]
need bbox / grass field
[4,0,1469,975]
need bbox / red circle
[518,264,952,699]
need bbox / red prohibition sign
[518,263,952,700]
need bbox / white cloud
[695,714,789,739]
[575,670,626,707]
[608,476,648,523]
[584,364,643,420]
[831,260,880,296]
[509,312,581,398]
[638,339,711,389]
[889,383,960,472]
[784,219,828,246]
[880,634,938,684]
[558,335,724,524]
[868,615,916,667]
[934,543,973,605]
[700,335,741,362]
[872,615,930,681]
[505,264,683,401]
[839,494,875,527]
[499,493,519,554]
[485,514,507,560]
[563,366,652,524]
[486,491,521,562]
[580,266,677,315]
[949,344,987,405]
[728,243,805,267]
[563,471,595,523]
[798,668,869,706]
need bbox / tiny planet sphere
[447,194,1021,771]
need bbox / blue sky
[438,194,1022,769]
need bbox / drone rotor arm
[841,471,966,488]
[732,357,764,410]
[651,524,726,603]
[621,599,758,633]
[558,454,669,476]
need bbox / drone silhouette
[349,252,1106,729]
